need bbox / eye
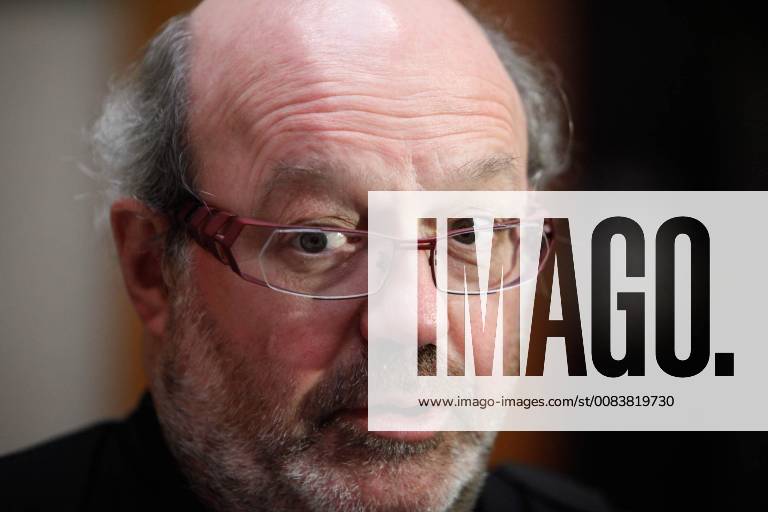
[292,231,347,254]
[450,219,475,245]
[453,231,476,245]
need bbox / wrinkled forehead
[187,0,527,213]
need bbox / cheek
[263,305,354,370]
[502,290,521,374]
[446,290,520,375]
[192,248,361,376]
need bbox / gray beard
[149,276,495,512]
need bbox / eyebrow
[447,153,521,188]
[262,160,348,198]
[260,152,522,201]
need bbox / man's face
[150,0,527,510]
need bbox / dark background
[546,2,768,510]
[577,2,768,192]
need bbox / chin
[279,421,494,512]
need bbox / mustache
[299,345,440,428]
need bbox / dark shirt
[0,394,612,511]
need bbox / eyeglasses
[177,200,554,300]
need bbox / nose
[358,250,437,348]
[359,298,369,345]
[417,250,437,348]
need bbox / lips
[334,407,438,442]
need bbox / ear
[111,198,172,339]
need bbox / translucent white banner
[367,191,766,430]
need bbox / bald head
[96,0,567,228]
[185,0,527,210]
[190,0,516,85]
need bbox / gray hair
[91,10,569,256]
[481,26,572,188]
[91,15,194,227]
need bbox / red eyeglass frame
[176,199,555,299]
